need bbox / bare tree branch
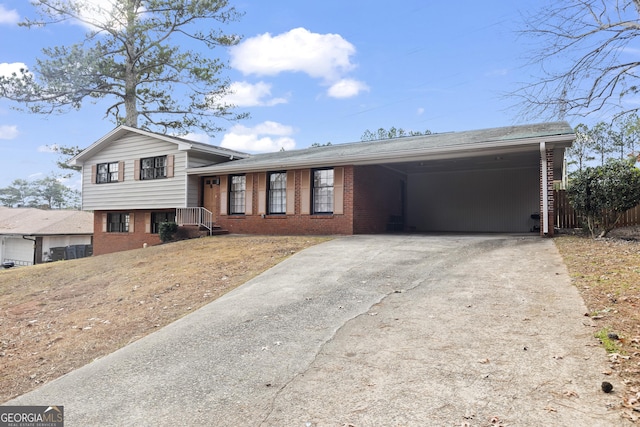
[514,0,640,122]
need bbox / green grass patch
[595,328,622,353]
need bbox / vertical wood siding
[286,170,296,215]
[219,175,228,215]
[334,167,345,215]
[300,169,311,215]
[257,172,267,215]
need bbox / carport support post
[539,142,554,237]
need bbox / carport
[380,145,567,234]
[363,123,573,235]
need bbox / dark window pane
[141,156,167,180]
[151,211,173,234]
[107,213,129,232]
[97,162,120,184]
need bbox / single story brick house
[70,122,574,256]
[0,207,93,266]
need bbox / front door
[202,176,220,223]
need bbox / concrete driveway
[6,235,629,426]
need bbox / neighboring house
[71,122,575,256]
[0,207,93,266]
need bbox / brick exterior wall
[93,209,172,255]
[353,165,406,233]
[213,165,407,235]
[540,148,555,237]
[215,167,355,235]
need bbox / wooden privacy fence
[554,189,640,229]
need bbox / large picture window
[229,175,246,214]
[107,213,129,232]
[313,169,334,214]
[140,156,167,180]
[96,162,119,183]
[268,172,286,214]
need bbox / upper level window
[107,213,129,233]
[268,172,286,214]
[229,175,246,214]
[141,156,167,180]
[97,162,119,184]
[313,169,334,214]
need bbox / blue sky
[0,0,582,189]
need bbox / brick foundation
[93,209,170,255]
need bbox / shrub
[158,221,178,242]
[567,159,640,237]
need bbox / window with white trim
[312,168,334,214]
[268,172,286,214]
[229,175,246,214]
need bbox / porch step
[199,224,229,235]
[176,225,229,240]
[204,225,229,235]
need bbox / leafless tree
[516,0,640,121]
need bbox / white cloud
[231,27,357,82]
[40,1,144,30]
[37,144,58,152]
[0,125,18,140]
[28,172,43,180]
[0,62,29,78]
[221,121,296,153]
[224,81,288,107]
[182,133,212,144]
[417,107,425,116]
[327,79,369,99]
[485,68,509,77]
[0,4,19,25]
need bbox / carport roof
[186,121,575,175]
[0,207,93,236]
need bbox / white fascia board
[69,125,245,166]
[69,126,129,166]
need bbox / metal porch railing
[176,207,214,235]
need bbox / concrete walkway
[7,235,629,426]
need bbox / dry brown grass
[555,231,640,420]
[0,235,329,403]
